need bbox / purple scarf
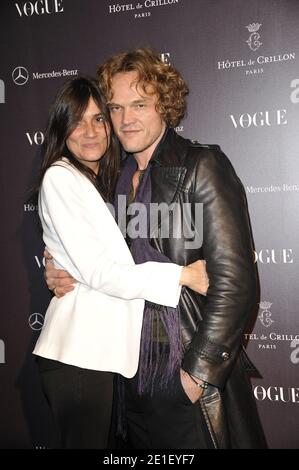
[114,155,183,395]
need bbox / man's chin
[120,143,143,154]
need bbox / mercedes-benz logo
[28,313,44,331]
[12,66,29,86]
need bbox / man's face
[108,71,166,160]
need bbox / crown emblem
[259,301,272,310]
[246,23,262,33]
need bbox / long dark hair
[37,76,119,201]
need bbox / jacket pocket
[199,385,230,449]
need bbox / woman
[33,77,208,449]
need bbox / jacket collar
[120,129,188,210]
[149,128,189,208]
[121,128,188,168]
[150,128,188,167]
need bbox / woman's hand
[180,260,209,295]
[44,250,76,298]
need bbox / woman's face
[66,97,110,173]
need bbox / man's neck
[133,153,152,171]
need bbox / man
[45,48,266,449]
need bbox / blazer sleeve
[182,149,257,388]
[40,165,182,308]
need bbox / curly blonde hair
[97,47,189,128]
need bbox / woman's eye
[96,115,105,123]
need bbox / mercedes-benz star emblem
[28,313,44,331]
[12,66,29,86]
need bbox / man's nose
[121,107,135,125]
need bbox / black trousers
[38,358,114,449]
[124,369,214,449]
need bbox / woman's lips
[82,143,99,148]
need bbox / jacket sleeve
[40,165,182,307]
[182,149,257,388]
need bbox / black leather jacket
[148,128,266,448]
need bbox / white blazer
[33,158,182,377]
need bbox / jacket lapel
[151,166,187,205]
[149,129,188,236]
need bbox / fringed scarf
[114,155,182,395]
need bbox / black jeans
[124,369,214,449]
[38,358,114,449]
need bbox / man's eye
[136,104,145,108]
[109,106,120,112]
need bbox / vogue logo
[0,79,5,103]
[254,386,299,403]
[290,78,299,104]
[230,109,287,128]
[34,255,46,268]
[0,339,5,364]
[15,0,64,16]
[254,249,294,264]
[26,131,45,146]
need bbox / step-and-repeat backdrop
[0,0,298,449]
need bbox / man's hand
[180,369,204,403]
[44,250,77,298]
